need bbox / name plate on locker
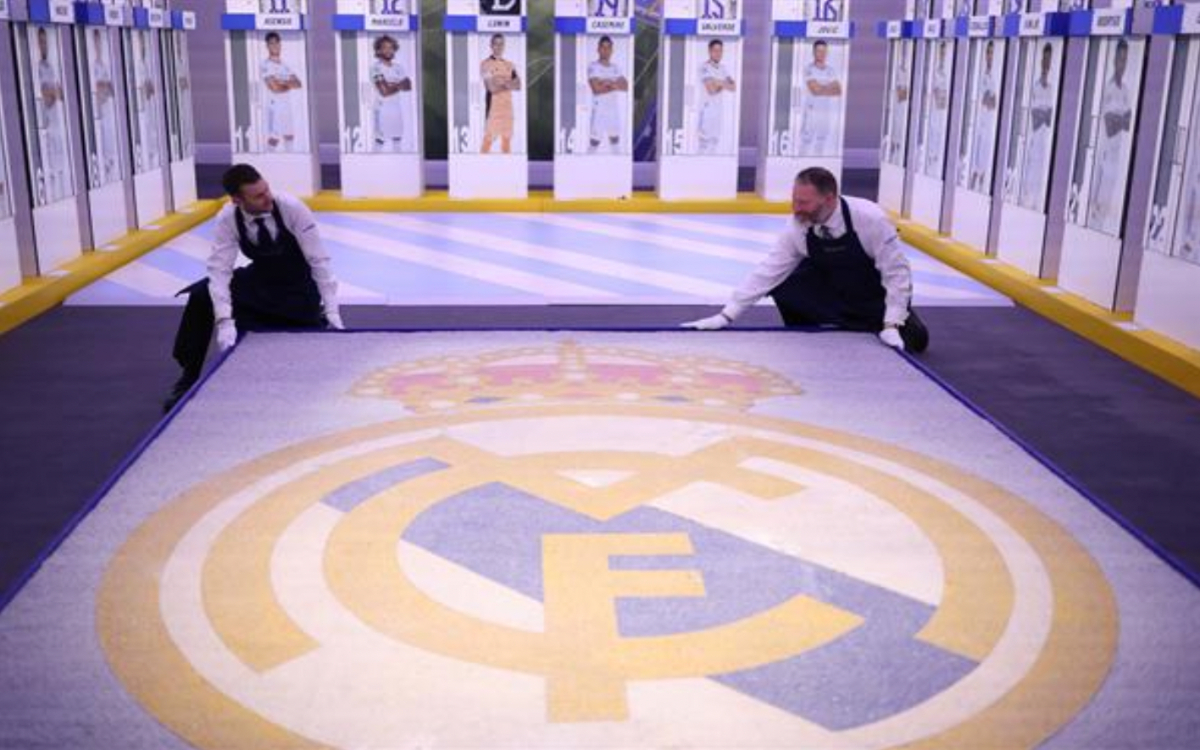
[0,0,9,21]
[105,5,128,26]
[663,0,744,37]
[808,20,852,39]
[334,0,417,31]
[1019,13,1045,37]
[887,19,905,38]
[921,18,943,38]
[49,0,76,24]
[367,14,413,31]
[182,11,197,30]
[149,8,169,28]
[252,0,303,30]
[587,16,633,34]
[697,17,743,36]
[1091,9,1128,36]
[968,16,993,38]
[258,12,303,29]
[478,0,524,32]
[1183,5,1200,34]
[478,15,520,31]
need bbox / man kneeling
[683,167,928,353]
[164,164,343,411]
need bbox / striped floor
[67,213,1011,308]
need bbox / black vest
[800,198,887,314]
[230,202,322,321]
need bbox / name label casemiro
[587,17,632,34]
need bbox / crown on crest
[351,341,802,413]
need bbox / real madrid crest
[98,341,1116,748]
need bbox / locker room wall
[175,0,906,167]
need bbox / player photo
[1087,39,1137,235]
[1175,127,1200,263]
[696,38,738,155]
[84,27,122,187]
[584,35,630,154]
[261,31,303,152]
[370,34,414,153]
[798,40,845,157]
[447,29,527,156]
[1173,60,1200,263]
[337,29,420,156]
[1017,40,1061,211]
[661,34,743,158]
[1067,37,1144,236]
[24,25,74,205]
[480,33,523,154]
[227,30,312,156]
[0,116,12,220]
[921,39,952,178]
[128,29,162,173]
[958,38,1004,194]
[163,30,195,162]
[882,40,914,167]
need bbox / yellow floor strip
[304,190,792,214]
[895,216,1200,399]
[0,200,224,337]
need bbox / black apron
[769,198,888,331]
[226,201,324,326]
[171,202,324,375]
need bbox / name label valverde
[697,18,742,35]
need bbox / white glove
[216,319,238,351]
[681,313,731,331]
[326,312,345,330]
[879,326,905,351]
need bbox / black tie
[819,225,833,240]
[254,217,271,248]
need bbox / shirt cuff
[883,307,909,328]
[721,303,747,322]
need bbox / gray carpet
[3,304,1198,609]
[1,330,1197,749]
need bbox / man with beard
[682,167,928,353]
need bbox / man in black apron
[164,165,343,411]
[683,168,928,353]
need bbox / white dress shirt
[207,192,339,323]
[721,195,913,327]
